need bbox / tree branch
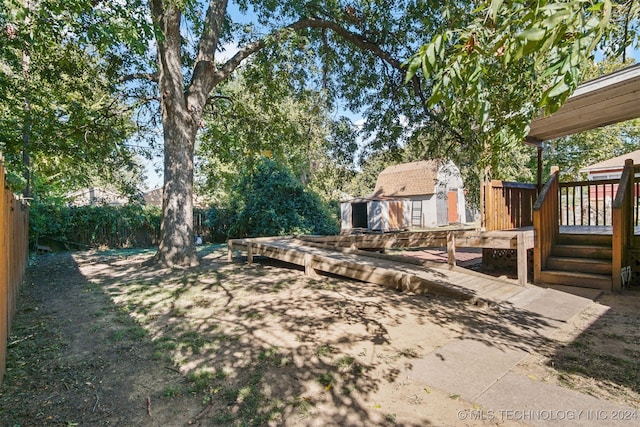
[187,0,228,111]
[210,18,403,89]
[409,76,470,147]
[118,72,159,83]
[190,16,469,149]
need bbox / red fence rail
[0,154,29,384]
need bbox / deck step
[546,256,612,275]
[539,270,612,290]
[557,233,612,247]
[551,244,612,260]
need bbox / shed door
[411,200,422,227]
[448,191,459,223]
[388,201,404,229]
[352,203,368,228]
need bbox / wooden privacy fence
[0,155,29,384]
[482,180,538,231]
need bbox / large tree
[142,0,474,267]
[0,0,146,198]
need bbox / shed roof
[580,149,640,173]
[373,160,441,197]
[526,63,640,144]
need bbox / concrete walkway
[409,286,638,426]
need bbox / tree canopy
[405,0,639,175]
[2,0,639,266]
[0,0,152,198]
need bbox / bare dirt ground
[1,245,639,426]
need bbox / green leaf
[547,79,570,98]
[426,42,436,67]
[517,27,546,41]
[434,34,445,61]
[541,11,570,29]
[427,89,443,108]
[489,0,503,22]
[405,56,422,81]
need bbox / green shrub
[30,202,161,249]
[228,159,339,238]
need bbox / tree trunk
[151,0,202,267]
[156,109,199,267]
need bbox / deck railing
[612,160,636,291]
[635,175,640,228]
[533,170,560,283]
[482,180,538,231]
[559,179,620,227]
[0,155,30,384]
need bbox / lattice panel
[481,248,533,275]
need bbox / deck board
[229,237,530,305]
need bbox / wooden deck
[560,225,640,235]
[297,228,535,286]
[227,236,532,305]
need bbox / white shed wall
[340,202,352,231]
[368,201,382,231]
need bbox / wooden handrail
[490,180,538,190]
[533,170,560,284]
[559,178,619,188]
[612,159,634,292]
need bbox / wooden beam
[516,233,528,286]
[447,231,456,266]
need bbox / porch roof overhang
[525,63,640,145]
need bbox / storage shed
[340,197,411,232]
[341,160,467,232]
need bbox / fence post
[447,231,456,266]
[0,159,7,384]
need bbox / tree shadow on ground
[0,252,203,426]
[3,245,618,426]
[543,290,640,403]
[78,245,575,424]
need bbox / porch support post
[447,231,456,266]
[537,145,543,192]
[516,232,528,286]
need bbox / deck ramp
[228,237,529,305]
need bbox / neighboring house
[580,149,640,181]
[340,160,467,232]
[142,187,208,209]
[143,187,163,207]
[67,187,129,206]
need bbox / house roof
[526,63,640,144]
[66,187,128,206]
[373,160,441,197]
[143,187,163,207]
[580,149,640,173]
